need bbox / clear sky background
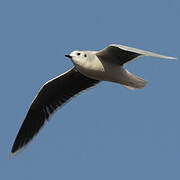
[0,0,180,179]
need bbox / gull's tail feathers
[119,68,147,90]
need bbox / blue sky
[1,0,180,179]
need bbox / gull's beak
[65,55,72,58]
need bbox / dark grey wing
[11,68,99,157]
[96,44,176,66]
[96,45,141,65]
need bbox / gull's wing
[10,67,99,157]
[96,44,177,65]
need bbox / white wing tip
[9,150,20,159]
[9,146,25,159]
[9,152,14,159]
[166,56,178,60]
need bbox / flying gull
[10,44,176,157]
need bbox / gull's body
[73,51,146,89]
[10,44,176,157]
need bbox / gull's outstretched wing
[10,68,99,157]
[96,44,176,65]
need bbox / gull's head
[65,50,90,67]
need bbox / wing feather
[96,44,176,65]
[10,68,99,157]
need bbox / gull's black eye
[77,53,80,56]
[84,54,87,57]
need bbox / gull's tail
[118,68,147,90]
